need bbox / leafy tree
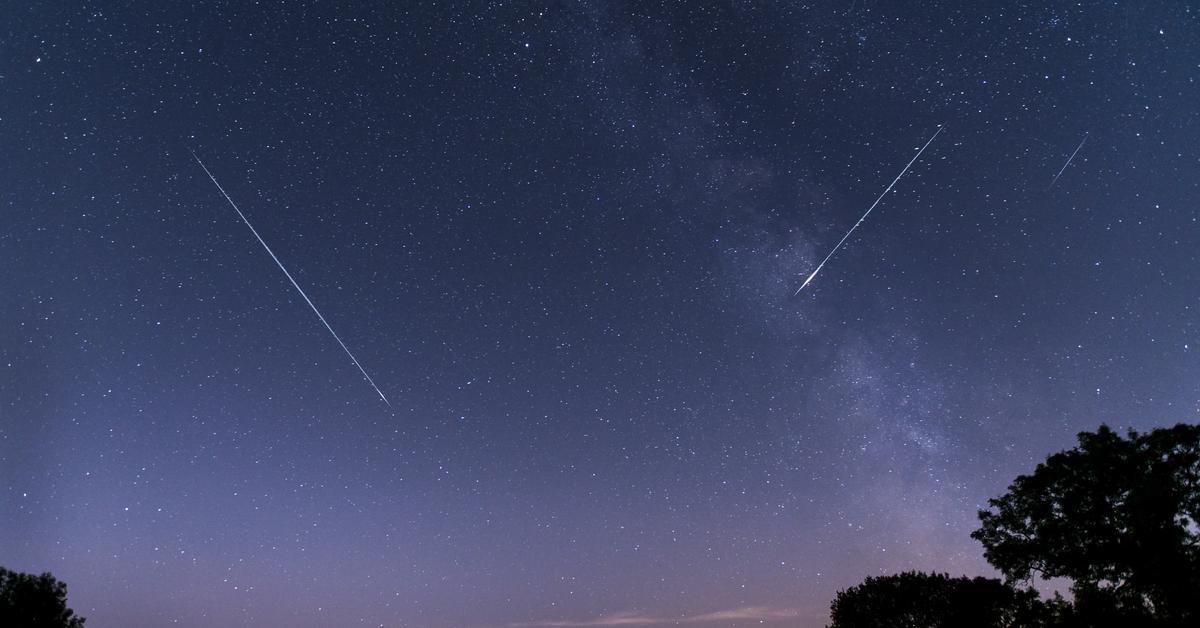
[972,423,1200,626]
[826,570,1062,628]
[0,567,86,628]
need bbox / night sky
[3,2,1199,627]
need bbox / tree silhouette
[826,571,1061,628]
[972,423,1200,626]
[0,567,86,628]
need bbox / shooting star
[794,125,944,295]
[1047,132,1088,190]
[191,151,391,407]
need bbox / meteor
[794,125,944,295]
[191,151,391,407]
[1047,132,1088,190]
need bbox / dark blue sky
[3,2,1198,627]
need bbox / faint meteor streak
[1047,132,1088,190]
[191,151,391,407]
[794,125,944,295]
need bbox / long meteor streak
[191,151,391,407]
[794,125,944,295]
[1047,132,1088,190]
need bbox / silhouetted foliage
[972,423,1200,626]
[827,571,1062,628]
[0,567,86,628]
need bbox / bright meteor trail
[794,125,944,295]
[191,151,391,407]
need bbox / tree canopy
[827,571,1061,628]
[972,423,1200,625]
[828,423,1200,627]
[0,567,86,628]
